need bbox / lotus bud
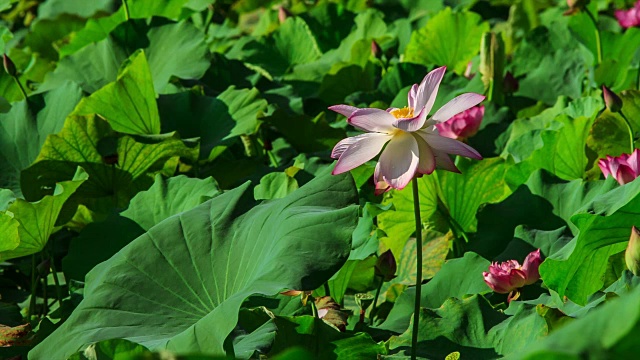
[3,54,16,77]
[503,71,519,93]
[278,6,291,24]
[463,61,474,79]
[374,250,397,282]
[435,106,484,141]
[615,2,640,28]
[626,226,640,276]
[371,40,382,59]
[521,249,542,285]
[602,86,623,114]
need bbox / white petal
[393,106,428,132]
[408,84,419,109]
[329,104,359,118]
[332,133,392,175]
[419,132,482,160]
[433,149,459,173]
[414,134,435,175]
[373,162,391,195]
[348,108,396,133]
[431,93,485,122]
[415,66,446,115]
[331,133,372,159]
[378,132,419,190]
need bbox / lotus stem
[584,8,602,65]
[122,0,130,21]
[370,275,383,323]
[28,254,36,319]
[620,111,635,153]
[411,177,423,360]
[12,76,28,101]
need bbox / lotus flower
[615,1,640,28]
[598,150,640,185]
[483,249,542,293]
[329,66,484,194]
[435,105,484,141]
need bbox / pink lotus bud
[483,260,527,293]
[435,105,484,141]
[602,86,623,113]
[371,40,382,59]
[374,250,397,282]
[503,71,519,93]
[278,6,291,24]
[463,61,474,79]
[3,54,16,77]
[598,150,640,185]
[615,1,640,29]
[626,226,640,276]
[521,249,542,285]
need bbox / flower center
[390,106,414,119]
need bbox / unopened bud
[503,71,519,93]
[3,54,16,77]
[626,226,640,276]
[463,61,474,80]
[602,86,623,113]
[374,250,396,282]
[371,40,382,59]
[278,6,291,24]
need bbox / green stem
[370,275,383,322]
[585,8,602,65]
[620,111,635,153]
[122,0,130,21]
[411,178,423,360]
[49,254,63,309]
[13,76,28,101]
[267,150,278,168]
[28,255,36,319]
[637,57,640,91]
[310,298,318,318]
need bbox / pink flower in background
[435,105,484,141]
[598,150,640,185]
[615,1,640,28]
[483,249,543,294]
[329,66,484,194]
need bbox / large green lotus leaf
[404,8,489,74]
[68,339,150,360]
[541,177,640,304]
[226,17,321,78]
[378,158,511,258]
[20,114,198,211]
[595,28,640,91]
[388,295,547,359]
[122,174,220,231]
[72,50,160,135]
[253,172,298,201]
[510,24,591,104]
[37,0,113,19]
[265,110,346,153]
[64,175,219,283]
[0,81,83,195]
[30,172,359,359]
[268,316,386,359]
[379,252,491,333]
[145,21,209,94]
[217,87,268,139]
[0,169,86,261]
[22,16,86,61]
[588,90,640,161]
[506,285,640,360]
[394,230,451,286]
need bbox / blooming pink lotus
[483,249,542,294]
[615,1,640,28]
[329,66,484,194]
[598,150,640,185]
[435,105,484,141]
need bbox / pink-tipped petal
[598,158,612,179]
[414,66,446,115]
[433,149,459,173]
[617,165,638,185]
[332,133,392,175]
[414,134,436,174]
[431,93,485,123]
[419,132,482,160]
[378,132,420,190]
[329,104,359,118]
[393,106,428,132]
[408,84,419,109]
[522,249,543,285]
[348,108,396,133]
[331,133,370,159]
